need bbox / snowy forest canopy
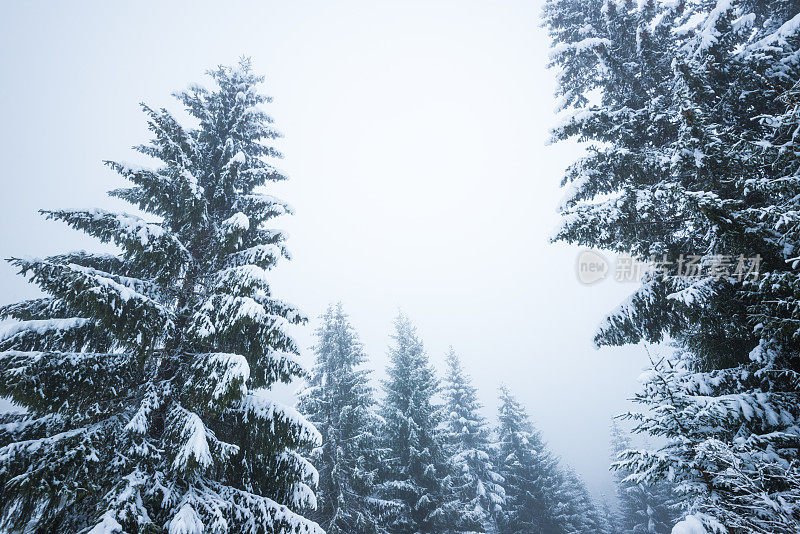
[0,0,799,533]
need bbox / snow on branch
[240,389,322,447]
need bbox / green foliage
[0,59,320,533]
[298,303,387,534]
[378,313,449,533]
[441,348,505,533]
[544,0,800,529]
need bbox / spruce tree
[544,0,800,530]
[494,386,563,534]
[0,60,322,533]
[495,386,612,534]
[609,422,676,534]
[440,348,505,533]
[378,313,448,533]
[597,497,619,534]
[298,303,385,533]
[555,468,608,534]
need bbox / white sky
[0,1,652,502]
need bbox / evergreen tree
[618,353,800,533]
[494,389,614,534]
[544,0,800,530]
[440,347,505,533]
[0,60,322,533]
[378,313,448,533]
[598,497,620,534]
[555,468,608,534]
[609,422,676,534]
[298,303,385,533]
[494,386,563,534]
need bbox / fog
[0,1,651,501]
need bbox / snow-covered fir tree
[598,497,620,534]
[0,59,322,533]
[618,352,800,533]
[440,347,505,533]
[378,313,449,533]
[555,468,610,534]
[544,0,800,531]
[494,385,565,534]
[609,422,676,534]
[298,303,386,533]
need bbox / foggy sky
[0,0,652,501]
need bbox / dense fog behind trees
[301,304,619,533]
[1,0,799,532]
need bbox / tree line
[299,303,618,534]
[1,0,799,530]
[0,58,621,534]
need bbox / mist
[0,0,650,502]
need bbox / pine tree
[494,386,564,534]
[609,422,676,534]
[616,353,800,533]
[555,468,609,534]
[378,313,448,533]
[298,303,385,533]
[544,1,800,530]
[597,497,620,534]
[440,347,505,533]
[0,59,322,533]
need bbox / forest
[0,0,799,533]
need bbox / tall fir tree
[544,0,800,530]
[609,422,676,534]
[555,468,609,534]
[494,386,564,534]
[440,347,505,533]
[378,313,449,533]
[495,387,612,534]
[298,303,385,533]
[597,497,620,534]
[0,60,322,533]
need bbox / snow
[0,318,89,340]
[241,389,322,446]
[242,192,295,217]
[87,511,123,534]
[168,504,205,534]
[550,38,611,59]
[280,450,320,487]
[202,482,325,534]
[114,160,153,174]
[213,265,269,291]
[68,263,154,307]
[0,424,89,464]
[44,208,190,262]
[181,169,203,197]
[732,13,756,33]
[172,409,213,471]
[695,0,733,54]
[222,212,250,233]
[672,12,708,37]
[667,278,716,306]
[125,386,162,435]
[289,481,317,510]
[87,208,166,244]
[751,13,800,51]
[226,244,283,269]
[671,515,708,534]
[206,352,250,401]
